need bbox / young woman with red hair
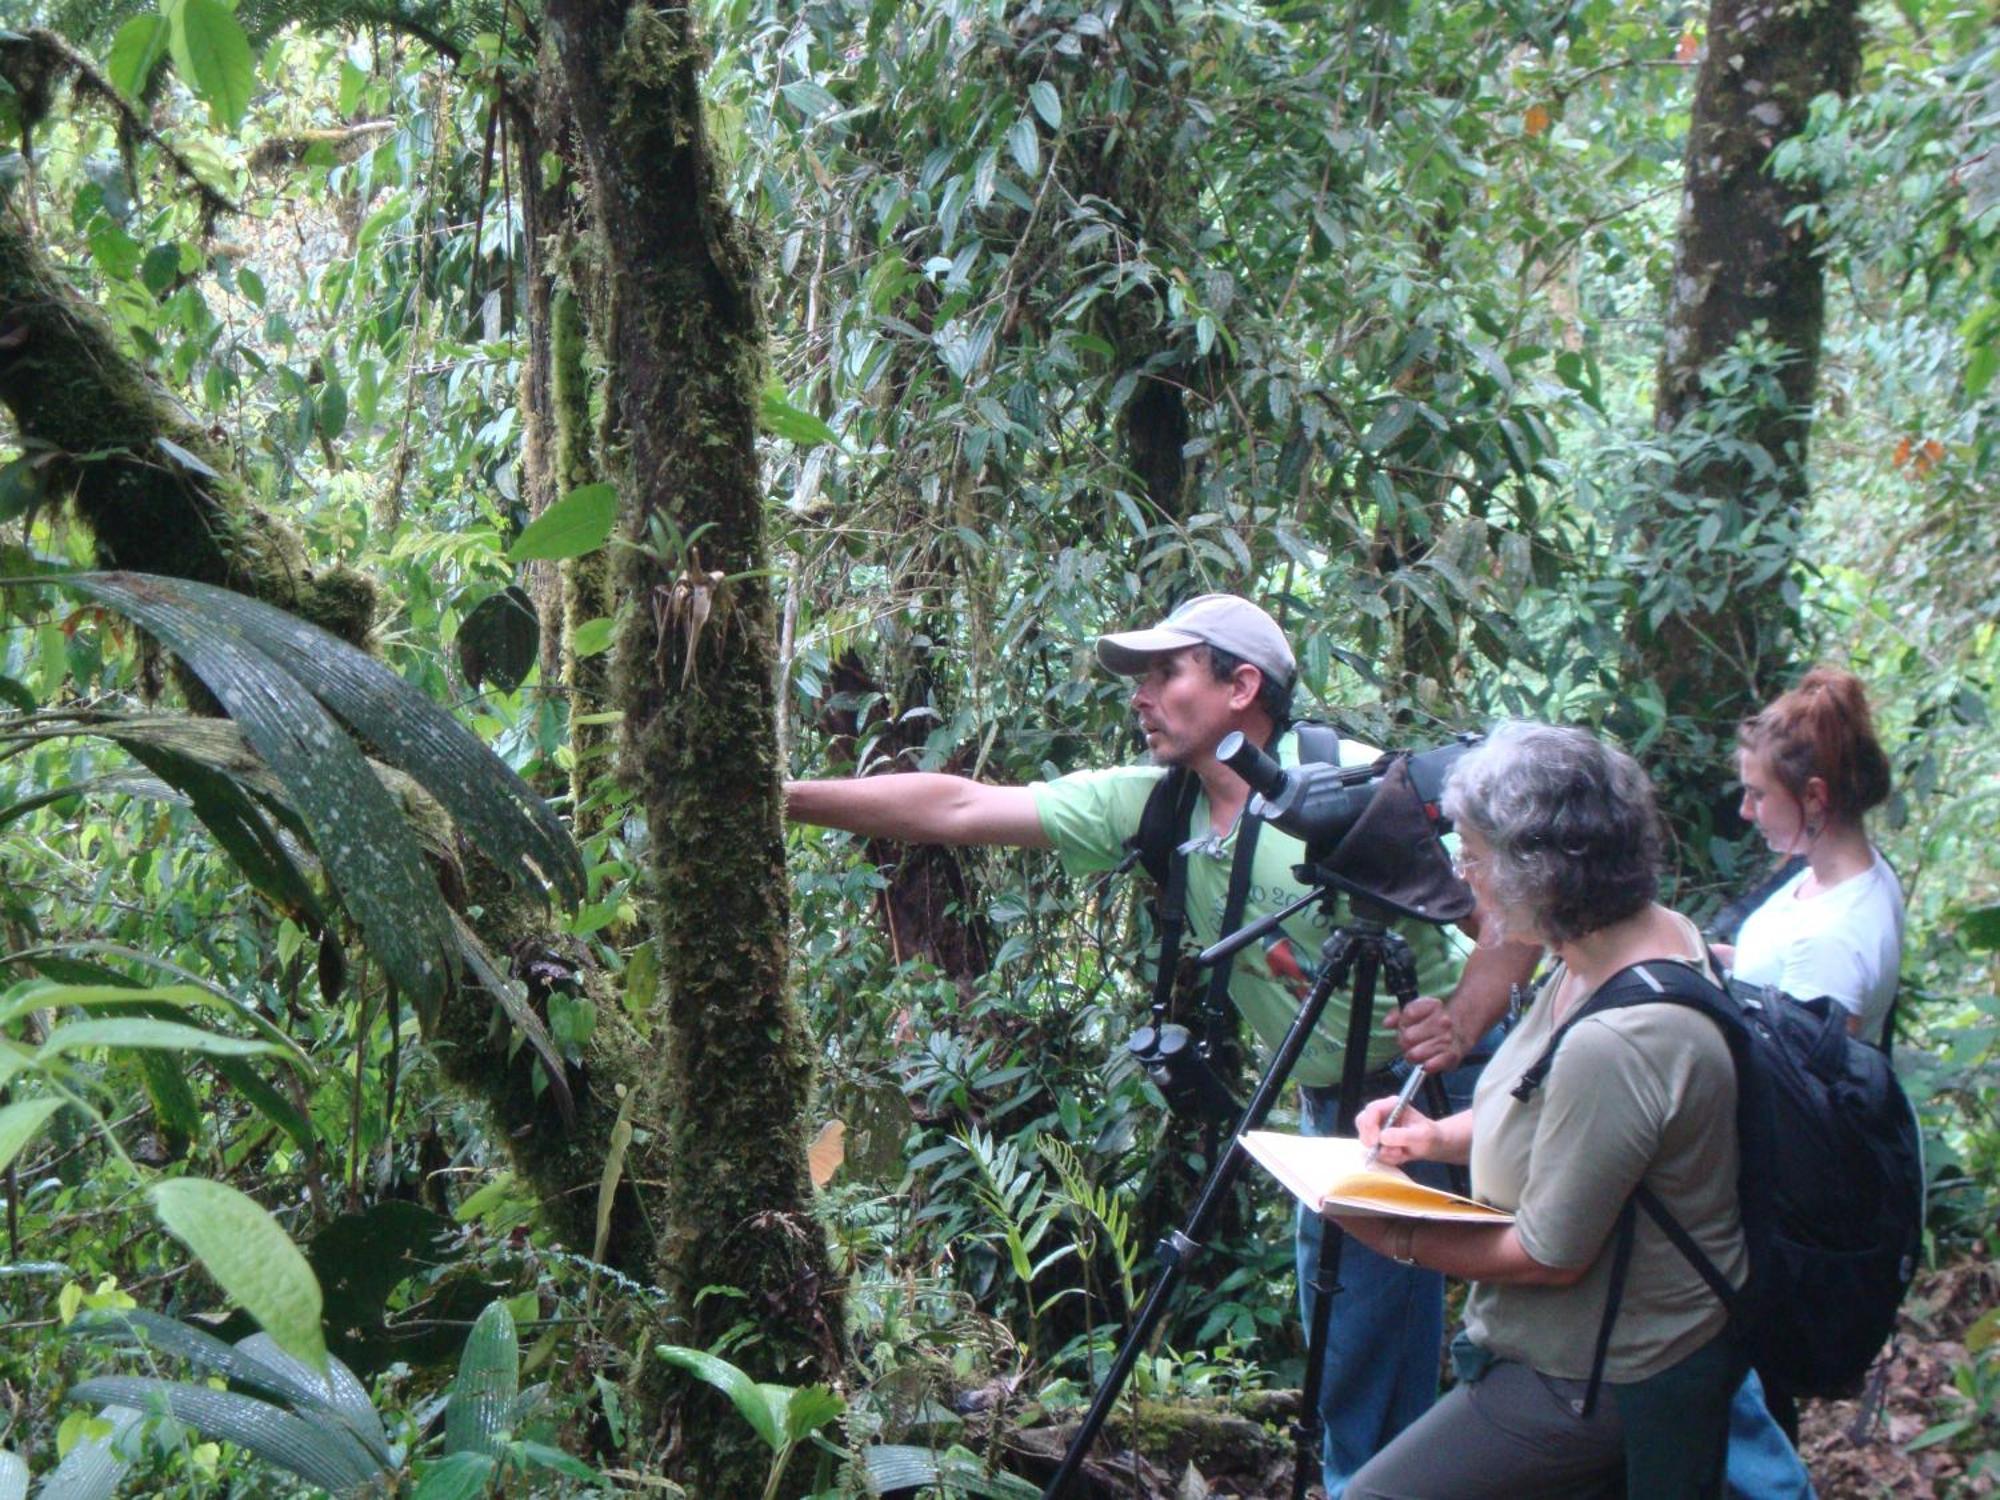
[1718,666,1904,1045]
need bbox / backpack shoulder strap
[1121,766,1199,889]
[1510,961,1724,1103]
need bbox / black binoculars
[1127,1021,1242,1126]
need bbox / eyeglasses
[1451,849,1486,878]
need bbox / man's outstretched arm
[784,774,1052,848]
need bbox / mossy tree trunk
[544,0,842,1482]
[1623,0,1860,841]
[0,202,672,1286]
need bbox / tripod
[1041,890,1448,1499]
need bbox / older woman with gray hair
[1339,722,1746,1500]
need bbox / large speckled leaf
[63,1378,386,1493]
[69,1310,392,1469]
[60,573,580,907]
[859,1445,1040,1498]
[34,1405,141,1500]
[115,736,330,933]
[42,574,460,1020]
[443,1300,518,1458]
[239,1332,392,1468]
[149,1179,328,1376]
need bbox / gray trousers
[1346,1360,1624,1500]
[1348,1336,1737,1500]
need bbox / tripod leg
[1294,1204,1344,1500]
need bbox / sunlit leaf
[149,1179,328,1375]
[508,483,617,563]
[0,1097,65,1174]
[168,0,255,129]
[657,1345,779,1450]
[759,383,843,448]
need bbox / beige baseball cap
[1095,593,1297,687]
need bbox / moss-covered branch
[0,207,368,644]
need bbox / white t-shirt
[1731,850,1905,1043]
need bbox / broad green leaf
[106,15,170,104]
[135,1049,202,1150]
[412,1451,496,1500]
[760,382,843,447]
[593,1085,637,1264]
[37,1019,279,1059]
[1961,903,2000,952]
[1028,80,1061,128]
[508,483,618,563]
[4,955,313,1069]
[317,379,348,442]
[657,1345,779,1450]
[514,1440,599,1480]
[0,1098,64,1174]
[86,218,142,281]
[782,1383,845,1444]
[444,1301,518,1458]
[169,0,255,128]
[64,1378,381,1491]
[570,616,616,658]
[1007,117,1040,177]
[149,1179,328,1375]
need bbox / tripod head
[1215,730,1476,927]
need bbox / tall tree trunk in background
[545,0,842,1482]
[514,69,573,693]
[1625,0,1860,849]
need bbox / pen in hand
[1363,1066,1429,1169]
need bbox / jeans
[1725,1369,1816,1499]
[1296,1038,1494,1498]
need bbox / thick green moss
[0,216,376,648]
[546,0,845,1480]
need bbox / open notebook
[1240,1131,1514,1224]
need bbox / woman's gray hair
[1442,721,1662,943]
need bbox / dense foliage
[1,0,1994,1492]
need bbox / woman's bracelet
[1391,1220,1420,1267]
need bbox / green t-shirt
[1029,730,1471,1087]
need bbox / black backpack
[1513,958,1925,1411]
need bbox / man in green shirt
[786,593,1532,1496]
